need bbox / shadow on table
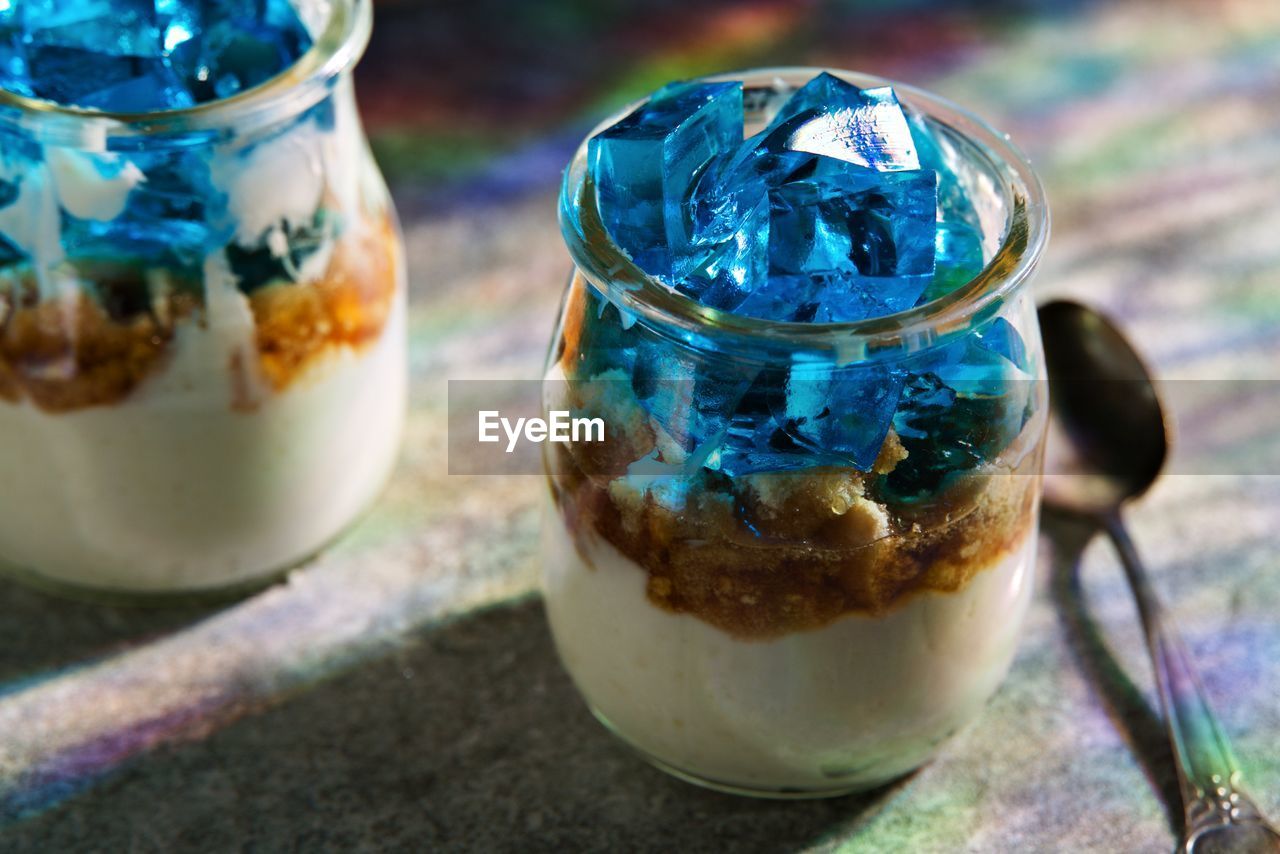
[0,575,227,691]
[4,594,905,853]
[1041,511,1183,836]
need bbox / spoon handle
[1103,512,1272,837]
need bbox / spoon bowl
[1039,299,1169,513]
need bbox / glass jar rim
[559,66,1050,362]
[0,0,371,142]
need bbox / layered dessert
[0,0,405,593]
[546,72,1045,794]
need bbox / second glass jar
[0,0,405,598]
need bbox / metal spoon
[1039,299,1280,854]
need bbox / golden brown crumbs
[0,216,400,411]
[250,217,400,391]
[550,426,1041,640]
[0,282,197,412]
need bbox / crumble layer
[250,216,400,391]
[0,217,399,411]
[549,427,1040,640]
[0,274,199,412]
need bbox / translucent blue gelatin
[766,72,920,171]
[119,149,222,232]
[574,73,1026,482]
[22,0,162,57]
[921,219,984,303]
[674,124,806,310]
[155,0,201,52]
[716,120,820,191]
[589,81,743,280]
[777,364,906,471]
[975,316,1029,372]
[884,318,1033,497]
[0,177,18,208]
[630,329,753,466]
[909,111,985,303]
[765,163,937,322]
[59,148,228,273]
[675,190,770,312]
[909,110,979,227]
[13,47,181,111]
[885,375,1029,498]
[924,316,1031,396]
[0,0,313,111]
[732,272,823,323]
[78,59,195,112]
[169,9,311,102]
[685,78,938,323]
[0,143,28,265]
[695,99,894,245]
[711,371,824,477]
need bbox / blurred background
[362,0,1280,379]
[3,1,1279,851]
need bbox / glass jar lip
[559,66,1050,360]
[0,0,370,138]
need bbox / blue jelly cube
[675,190,770,312]
[920,219,984,304]
[885,366,1030,498]
[717,121,821,192]
[0,31,32,98]
[0,0,312,110]
[974,316,1030,373]
[589,80,743,280]
[711,371,829,477]
[883,371,980,497]
[883,318,1033,496]
[775,363,905,471]
[169,14,310,102]
[929,336,1019,397]
[100,149,229,267]
[766,73,920,171]
[891,372,955,442]
[23,0,162,58]
[678,77,939,323]
[629,331,753,464]
[909,110,980,229]
[155,0,201,53]
[768,163,937,321]
[676,121,809,298]
[909,111,986,302]
[17,45,172,109]
[78,61,195,111]
[925,317,1031,394]
[732,273,820,323]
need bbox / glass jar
[0,0,405,598]
[543,68,1049,797]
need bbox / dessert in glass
[544,69,1049,797]
[0,0,405,597]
